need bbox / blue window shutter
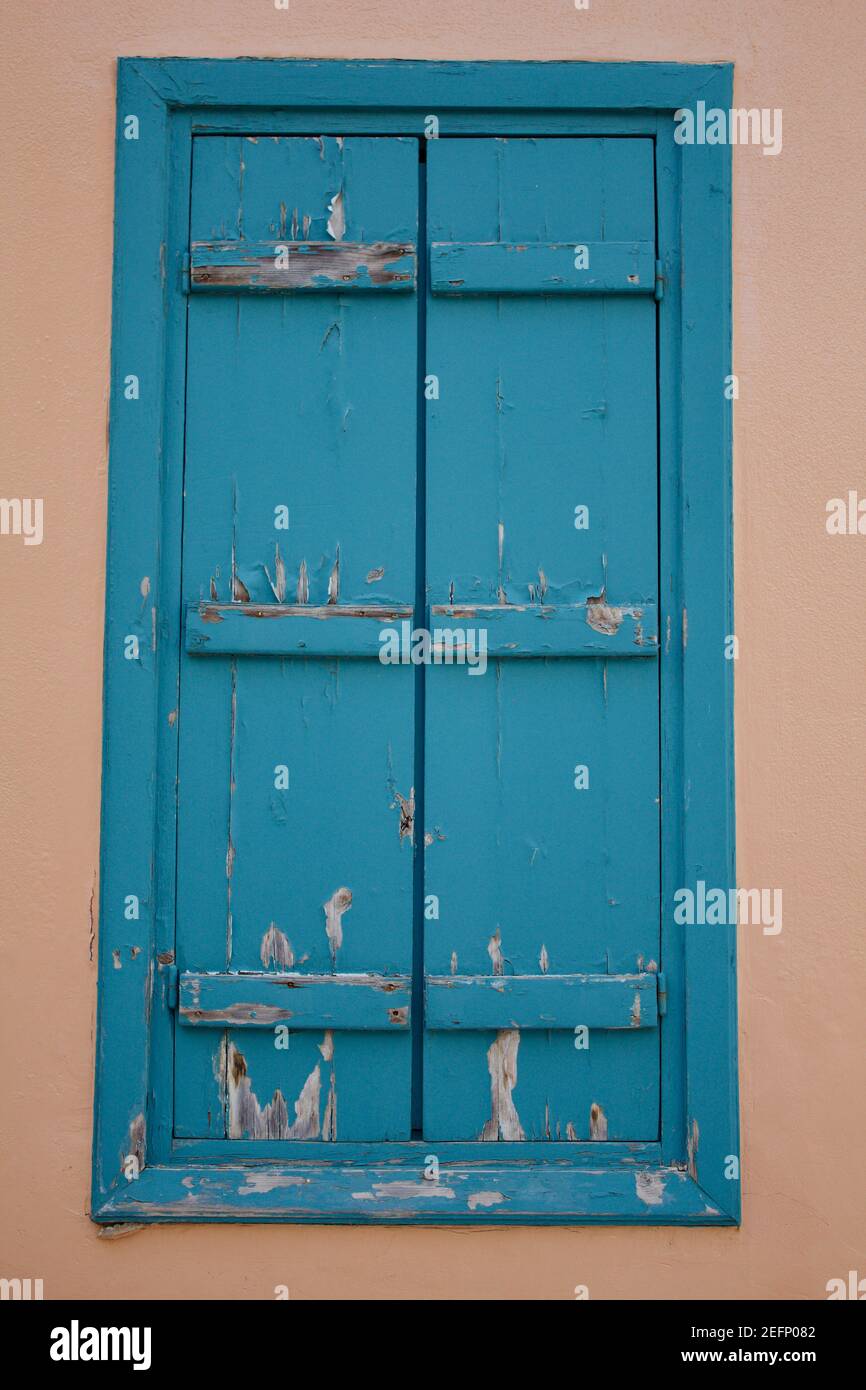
[93,59,737,1225]
[423,138,660,1142]
[175,136,419,1141]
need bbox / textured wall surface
[1,0,864,1299]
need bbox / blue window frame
[92,58,737,1224]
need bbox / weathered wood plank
[429,602,658,655]
[178,972,411,1029]
[425,973,658,1030]
[423,136,662,1144]
[430,240,655,294]
[191,239,416,292]
[185,601,414,657]
[174,135,419,1142]
[95,1161,733,1225]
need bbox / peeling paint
[630,990,641,1027]
[323,886,352,965]
[97,1223,146,1240]
[260,922,293,969]
[327,545,340,604]
[297,558,309,604]
[539,944,549,973]
[467,1190,506,1210]
[497,521,506,603]
[586,589,642,636]
[450,951,458,975]
[228,1044,289,1139]
[265,544,286,602]
[687,1117,700,1179]
[487,927,505,976]
[326,189,345,242]
[228,1043,322,1140]
[391,786,415,843]
[124,1113,145,1174]
[322,1070,337,1141]
[589,1102,608,1140]
[366,567,384,583]
[566,1122,577,1141]
[480,1030,525,1141]
[635,1170,666,1206]
[355,1181,456,1201]
[237,1173,310,1194]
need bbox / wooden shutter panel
[423,138,661,1141]
[174,135,419,1141]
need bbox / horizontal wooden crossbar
[177,972,412,1029]
[430,241,656,295]
[425,973,659,1030]
[429,603,658,656]
[186,602,414,657]
[186,602,657,658]
[190,240,416,292]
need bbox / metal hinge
[181,252,191,296]
[656,970,667,1016]
[165,965,179,1010]
[654,259,665,302]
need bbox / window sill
[92,1162,739,1225]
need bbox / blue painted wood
[185,602,413,656]
[92,61,173,1212]
[93,1161,735,1225]
[94,59,737,1225]
[423,137,661,1145]
[429,602,658,656]
[149,112,198,1164]
[186,600,657,657]
[123,57,733,116]
[173,1137,661,1163]
[425,973,658,1030]
[178,972,411,1029]
[678,69,740,1221]
[191,239,416,292]
[173,134,419,1142]
[430,241,655,295]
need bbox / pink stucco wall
[1,0,864,1299]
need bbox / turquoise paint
[425,972,660,1031]
[429,240,656,295]
[93,58,737,1224]
[178,971,412,1030]
[423,136,660,1144]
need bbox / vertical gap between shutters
[410,138,428,1137]
[652,134,664,1146]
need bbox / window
[93,59,738,1224]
